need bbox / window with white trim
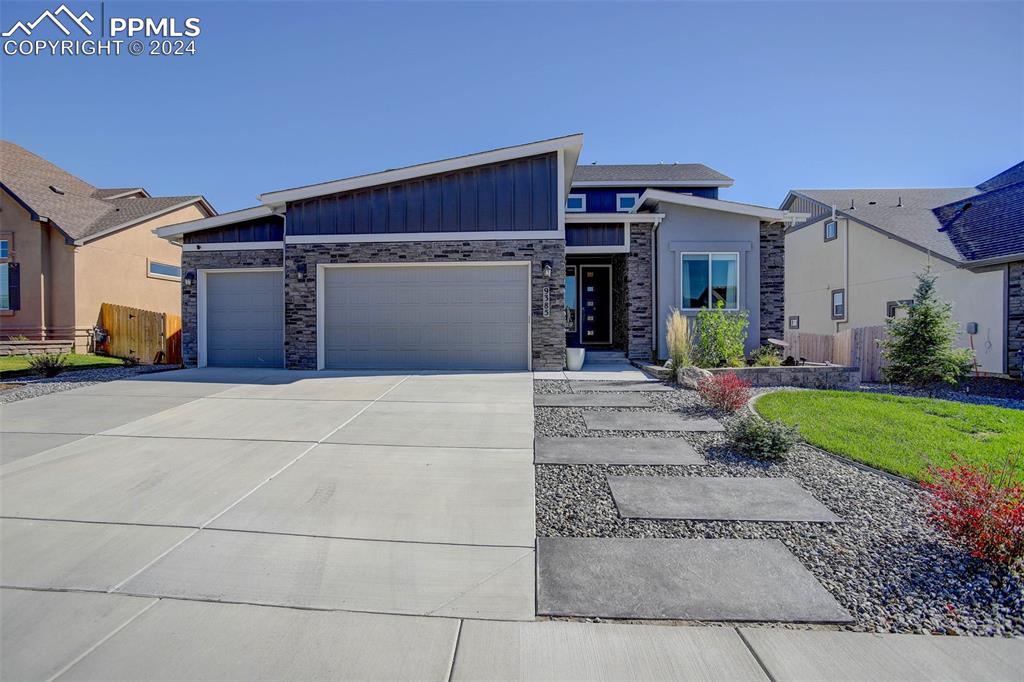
[148,260,182,281]
[824,220,838,241]
[616,193,639,212]
[566,194,586,212]
[680,253,739,310]
[831,289,845,319]
[0,239,8,260]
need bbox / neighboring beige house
[780,162,1023,376]
[0,141,214,351]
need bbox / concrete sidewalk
[3,588,1020,681]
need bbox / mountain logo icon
[2,4,94,37]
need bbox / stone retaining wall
[709,364,861,390]
[0,340,74,356]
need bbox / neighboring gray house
[156,135,796,370]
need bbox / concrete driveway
[1,368,535,679]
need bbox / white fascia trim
[286,230,561,245]
[99,188,151,200]
[260,134,584,205]
[154,205,274,240]
[183,241,283,252]
[634,189,789,222]
[566,212,664,224]
[76,197,216,245]
[571,179,734,188]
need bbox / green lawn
[754,390,1024,483]
[0,353,125,377]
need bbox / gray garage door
[323,264,530,370]
[205,270,283,368]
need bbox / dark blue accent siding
[183,216,284,244]
[287,153,558,236]
[566,223,624,247]
[568,186,718,213]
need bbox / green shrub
[27,353,69,378]
[879,268,974,389]
[749,345,782,367]
[728,414,800,460]
[665,308,692,370]
[693,302,748,368]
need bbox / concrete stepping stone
[608,477,842,522]
[537,537,852,623]
[569,381,674,393]
[534,438,705,465]
[584,411,724,432]
[534,393,649,408]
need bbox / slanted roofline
[634,189,797,223]
[77,196,215,245]
[154,204,275,241]
[258,134,584,207]
[571,179,732,188]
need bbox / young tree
[880,268,974,389]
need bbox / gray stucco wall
[654,203,762,360]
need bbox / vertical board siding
[183,217,284,244]
[783,325,888,381]
[287,152,558,236]
[99,302,181,364]
[566,224,625,247]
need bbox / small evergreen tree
[880,268,974,389]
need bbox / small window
[616,193,639,212]
[0,263,8,310]
[0,240,8,259]
[831,289,845,319]
[565,265,578,332]
[148,260,182,281]
[824,220,838,241]
[788,315,800,330]
[886,299,913,318]
[681,253,739,310]
[566,194,586,212]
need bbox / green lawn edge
[752,389,1024,483]
[0,354,126,379]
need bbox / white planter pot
[566,347,586,371]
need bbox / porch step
[581,351,628,365]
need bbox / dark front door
[580,265,612,345]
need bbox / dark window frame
[831,289,846,320]
[788,315,800,330]
[824,220,838,242]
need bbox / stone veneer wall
[626,224,655,361]
[180,249,285,366]
[708,365,861,390]
[1009,260,1023,379]
[284,239,566,370]
[759,222,786,346]
[611,253,628,352]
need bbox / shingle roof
[934,179,1024,262]
[790,187,978,262]
[91,187,148,199]
[0,140,209,242]
[572,163,733,185]
[977,162,1024,193]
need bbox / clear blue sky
[2,1,1021,211]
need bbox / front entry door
[580,265,611,345]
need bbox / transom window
[680,253,739,310]
[566,194,586,212]
[831,289,845,319]
[616,193,639,212]
[148,260,182,281]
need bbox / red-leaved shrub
[924,455,1024,570]
[696,372,751,413]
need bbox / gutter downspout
[651,218,660,360]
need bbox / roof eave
[257,134,585,207]
[963,253,1024,269]
[154,204,276,241]
[571,179,734,189]
[633,188,792,222]
[76,196,216,245]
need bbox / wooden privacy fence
[98,303,182,365]
[784,325,888,382]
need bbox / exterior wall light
[183,270,196,286]
[542,261,552,278]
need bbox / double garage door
[202,264,530,370]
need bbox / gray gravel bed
[857,382,1024,411]
[533,381,1024,636]
[0,365,177,403]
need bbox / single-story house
[780,161,1023,377]
[0,141,215,351]
[157,135,799,370]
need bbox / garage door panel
[323,265,529,370]
[205,270,284,368]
